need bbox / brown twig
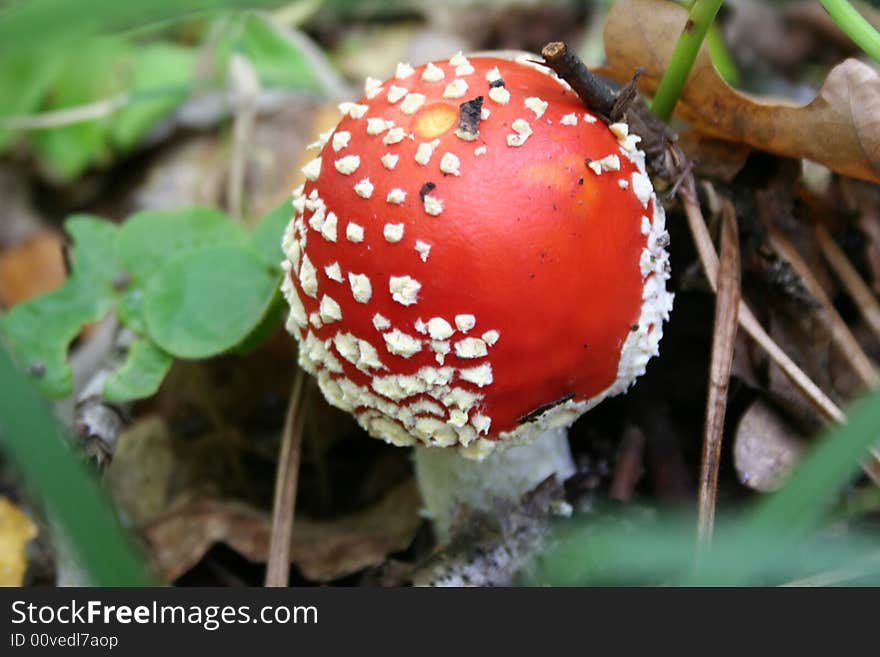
[264,368,307,587]
[540,41,617,119]
[539,41,679,178]
[816,224,880,345]
[227,53,260,221]
[679,175,880,484]
[766,227,879,389]
[697,200,740,544]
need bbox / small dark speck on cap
[489,78,505,88]
[419,182,436,201]
[456,96,483,139]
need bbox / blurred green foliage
[0,4,321,179]
[0,202,291,402]
[0,343,155,585]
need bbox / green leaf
[115,207,244,333]
[103,337,173,402]
[142,245,278,359]
[0,216,120,397]
[29,38,132,179]
[250,199,293,270]
[231,287,285,355]
[117,206,245,283]
[116,287,148,335]
[66,215,123,288]
[0,0,283,58]
[110,43,196,150]
[0,51,64,151]
[217,13,319,91]
[0,281,112,398]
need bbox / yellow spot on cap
[413,102,458,139]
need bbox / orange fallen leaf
[0,231,66,309]
[603,0,880,184]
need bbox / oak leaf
[603,0,880,184]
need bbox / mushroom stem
[413,427,576,541]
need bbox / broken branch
[540,41,616,119]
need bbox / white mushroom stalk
[414,427,575,541]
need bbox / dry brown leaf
[734,399,806,492]
[0,497,38,586]
[143,479,422,583]
[0,231,65,309]
[678,131,752,182]
[104,416,176,527]
[604,0,880,184]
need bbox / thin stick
[815,224,880,344]
[697,200,740,544]
[679,176,880,483]
[264,368,307,587]
[766,227,879,389]
[227,54,260,221]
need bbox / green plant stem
[0,345,153,585]
[651,0,725,122]
[820,0,880,64]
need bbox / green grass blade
[820,0,880,64]
[0,344,154,585]
[651,0,725,121]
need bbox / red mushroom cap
[281,53,673,458]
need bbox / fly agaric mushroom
[281,52,672,537]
